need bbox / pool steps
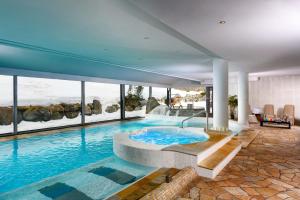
[197,138,242,179]
[164,133,241,179]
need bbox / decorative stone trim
[140,167,198,200]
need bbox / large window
[0,75,13,134]
[125,85,149,118]
[18,77,81,131]
[1,74,165,134]
[85,82,120,122]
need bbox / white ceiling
[0,0,299,83]
[133,0,300,73]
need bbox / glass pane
[0,75,13,134]
[171,88,206,109]
[18,77,81,131]
[125,85,148,118]
[145,87,167,115]
[85,82,120,122]
[152,87,167,105]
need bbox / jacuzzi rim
[130,126,209,136]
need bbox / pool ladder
[180,110,209,132]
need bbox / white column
[238,71,249,125]
[213,59,228,131]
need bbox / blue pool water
[0,119,205,194]
[130,128,208,145]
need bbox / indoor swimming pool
[0,118,240,199]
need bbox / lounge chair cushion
[264,104,276,118]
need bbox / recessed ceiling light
[219,20,226,24]
[144,37,150,40]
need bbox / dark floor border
[0,117,144,138]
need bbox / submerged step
[197,139,242,179]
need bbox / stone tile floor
[180,125,300,200]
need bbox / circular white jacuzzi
[114,126,236,179]
[113,127,212,168]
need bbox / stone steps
[161,132,239,179]
[196,139,242,179]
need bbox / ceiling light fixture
[219,20,226,24]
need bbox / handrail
[180,110,207,128]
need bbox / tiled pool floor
[0,156,154,200]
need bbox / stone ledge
[140,167,198,200]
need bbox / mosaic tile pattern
[38,182,94,200]
[179,126,300,200]
[89,166,136,185]
[63,172,117,200]
[39,183,75,199]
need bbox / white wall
[229,75,300,124]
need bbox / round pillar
[238,71,249,125]
[213,59,229,131]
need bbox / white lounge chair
[283,104,295,126]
